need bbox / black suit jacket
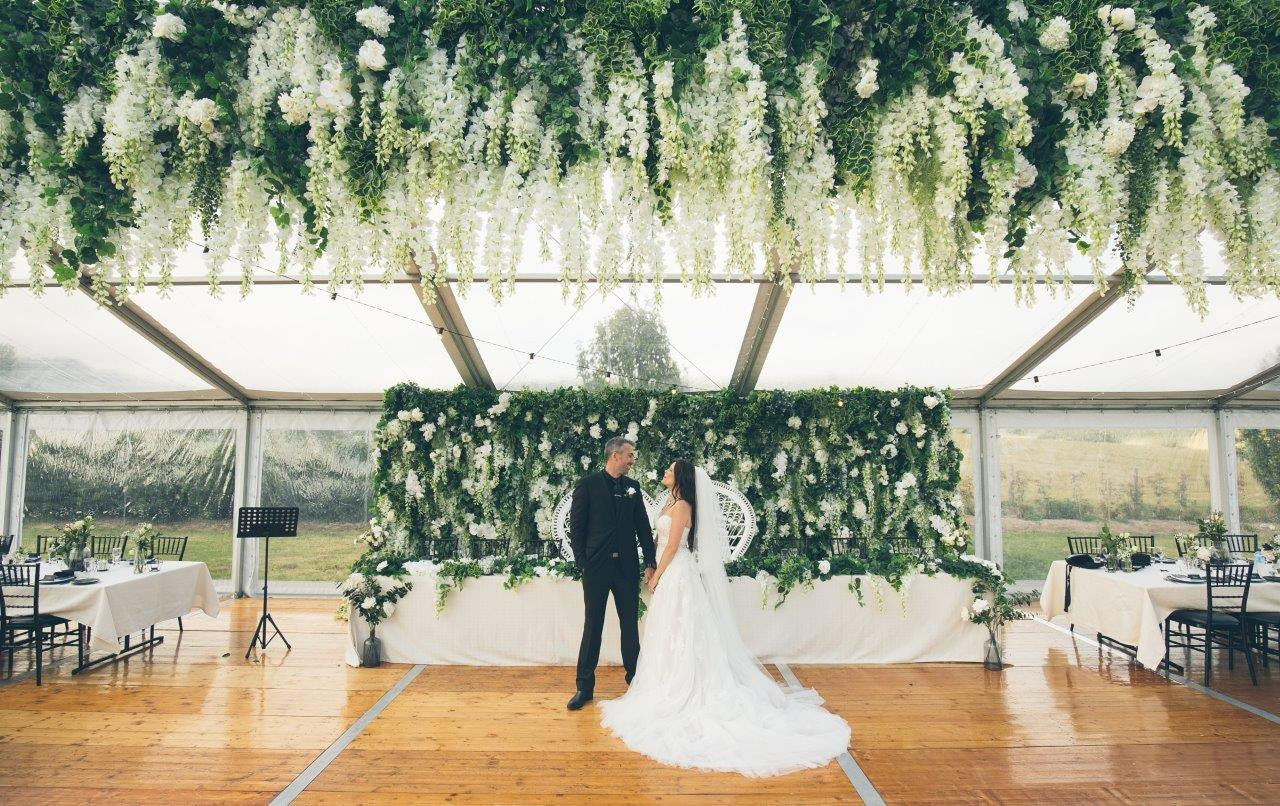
[568,471,656,572]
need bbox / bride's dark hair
[671,460,698,550]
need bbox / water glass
[111,547,122,564]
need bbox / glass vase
[361,628,381,668]
[132,548,146,574]
[983,627,1003,671]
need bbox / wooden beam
[977,267,1135,405]
[76,274,252,405]
[1211,358,1280,408]
[404,257,494,389]
[729,278,792,395]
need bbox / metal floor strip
[776,662,886,806]
[271,663,426,805]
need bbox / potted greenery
[965,573,1028,671]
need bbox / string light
[1020,314,1280,384]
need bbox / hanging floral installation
[2,1,1278,311]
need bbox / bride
[599,460,851,777]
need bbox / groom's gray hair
[603,436,635,457]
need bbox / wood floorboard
[4,597,1280,803]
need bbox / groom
[566,436,656,710]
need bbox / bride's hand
[648,573,661,592]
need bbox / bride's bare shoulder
[670,499,693,516]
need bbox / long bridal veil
[599,466,850,778]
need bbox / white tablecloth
[39,561,221,653]
[346,572,987,666]
[1040,560,1280,668]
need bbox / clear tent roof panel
[128,283,462,393]
[453,282,756,390]
[755,282,1090,391]
[1011,285,1280,393]
[0,288,212,395]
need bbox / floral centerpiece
[124,522,157,572]
[49,516,95,563]
[1098,524,1134,571]
[339,548,414,666]
[1196,511,1229,552]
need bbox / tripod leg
[245,614,266,659]
[265,612,291,650]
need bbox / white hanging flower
[890,398,900,407]
[376,560,388,572]
[361,596,377,610]
[971,598,990,614]
[818,559,832,575]
[404,469,424,500]
[853,500,868,520]
[1038,16,1071,51]
[855,57,879,99]
[153,13,187,41]
[787,416,802,429]
[1101,118,1136,157]
[922,395,939,410]
[396,410,412,422]
[589,424,602,439]
[895,421,908,435]
[277,88,311,125]
[355,6,394,37]
[1007,1,1028,23]
[358,40,387,71]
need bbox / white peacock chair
[553,479,757,563]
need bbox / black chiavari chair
[1174,535,1191,558]
[1,563,81,685]
[1127,535,1156,553]
[1,534,12,556]
[35,534,53,556]
[524,538,561,561]
[1224,534,1259,555]
[150,536,190,631]
[1164,562,1258,686]
[419,537,459,561]
[829,535,866,559]
[885,537,921,558]
[90,534,129,559]
[468,537,508,559]
[1067,536,1103,556]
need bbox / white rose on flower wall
[818,559,832,575]
[855,57,879,99]
[1007,1,1028,23]
[153,13,187,41]
[1067,71,1099,98]
[355,5,394,37]
[1110,7,1137,31]
[185,98,217,127]
[923,395,939,410]
[358,40,387,71]
[1038,16,1071,51]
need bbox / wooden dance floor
[3,597,1279,803]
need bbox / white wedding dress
[599,467,851,777]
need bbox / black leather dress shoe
[566,690,593,710]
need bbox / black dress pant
[575,554,640,694]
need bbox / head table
[1040,560,1280,670]
[37,561,220,655]
[346,569,989,667]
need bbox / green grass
[20,519,365,582]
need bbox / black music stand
[237,506,298,658]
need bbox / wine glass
[111,547,122,565]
